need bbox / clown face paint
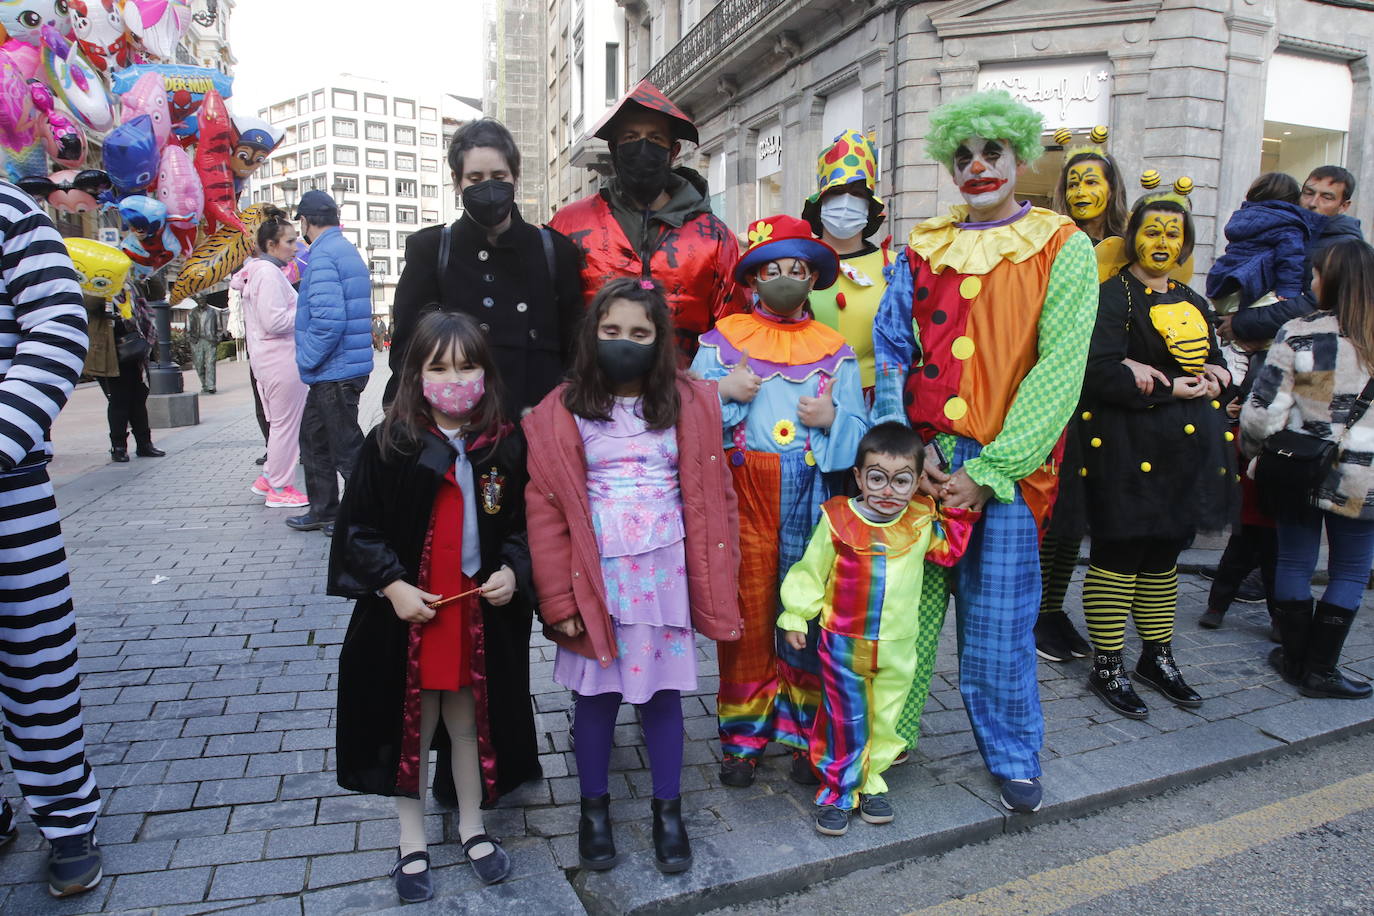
[1065,160,1109,221]
[854,452,919,519]
[952,137,1017,216]
[1133,210,1186,276]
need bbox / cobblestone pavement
[2,362,1371,915]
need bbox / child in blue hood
[1207,172,1326,315]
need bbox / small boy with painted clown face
[872,90,1099,815]
[777,422,975,836]
[690,214,870,790]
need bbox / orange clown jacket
[872,203,1099,526]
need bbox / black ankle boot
[109,446,129,463]
[1088,650,1148,719]
[578,794,617,870]
[1299,602,1373,700]
[134,442,165,457]
[1134,642,1202,708]
[1269,598,1313,686]
[650,797,692,873]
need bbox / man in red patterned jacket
[550,80,746,362]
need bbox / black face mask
[614,139,673,205]
[597,338,656,385]
[461,179,515,228]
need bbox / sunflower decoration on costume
[771,418,797,446]
[747,221,775,246]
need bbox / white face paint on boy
[952,137,1018,218]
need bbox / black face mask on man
[614,139,673,205]
[461,179,515,228]
[597,338,656,385]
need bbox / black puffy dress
[328,425,541,804]
[1080,271,1236,542]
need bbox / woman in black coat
[385,118,583,412]
[1078,197,1235,721]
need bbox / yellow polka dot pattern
[1081,411,1093,421]
[951,336,976,360]
[1140,462,1152,472]
[959,276,983,300]
[1225,431,1235,442]
[944,396,969,421]
[1090,437,1102,448]
[1184,424,1195,435]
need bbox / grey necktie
[452,436,481,577]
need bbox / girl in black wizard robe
[328,310,540,900]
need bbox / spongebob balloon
[64,236,132,300]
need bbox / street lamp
[280,175,299,210]
[331,178,348,206]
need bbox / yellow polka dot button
[1081,410,1092,421]
[1078,467,1087,477]
[1090,437,1102,448]
[1211,400,1221,409]
[943,396,969,421]
[951,336,976,360]
[1184,424,1195,434]
[1225,431,1235,442]
[958,276,983,300]
[1140,461,1152,472]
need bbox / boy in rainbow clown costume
[872,90,1098,813]
[778,422,975,835]
[690,215,870,789]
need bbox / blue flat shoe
[463,834,511,885]
[390,851,432,904]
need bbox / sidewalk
[1,360,1369,916]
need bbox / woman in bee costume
[1078,180,1236,720]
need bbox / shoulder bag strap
[1344,375,1374,430]
[539,226,556,298]
[437,221,454,278]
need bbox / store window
[755,125,783,223]
[1262,52,1353,181]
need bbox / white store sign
[757,125,782,178]
[978,58,1113,129]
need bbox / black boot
[1299,602,1373,700]
[578,794,617,870]
[134,441,165,457]
[1134,642,1202,708]
[650,797,692,873]
[110,434,128,463]
[1087,650,1148,719]
[1268,598,1313,686]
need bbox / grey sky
[228,0,485,114]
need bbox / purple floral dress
[553,398,697,703]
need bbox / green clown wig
[925,90,1046,170]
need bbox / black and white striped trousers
[0,468,99,839]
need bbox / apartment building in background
[582,0,1373,273]
[251,76,480,317]
[547,0,627,215]
[485,0,550,222]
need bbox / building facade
[485,0,551,222]
[547,0,628,214]
[583,0,1373,272]
[251,76,478,317]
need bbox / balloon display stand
[148,392,198,429]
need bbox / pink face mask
[423,374,485,419]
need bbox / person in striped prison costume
[0,180,103,897]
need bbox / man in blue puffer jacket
[289,190,374,534]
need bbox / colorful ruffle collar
[702,311,852,382]
[909,205,1073,277]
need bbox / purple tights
[573,689,683,800]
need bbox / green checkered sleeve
[963,230,1098,502]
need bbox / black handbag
[1255,377,1374,517]
[114,318,150,364]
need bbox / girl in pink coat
[233,214,309,507]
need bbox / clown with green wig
[802,129,889,392]
[872,90,1099,815]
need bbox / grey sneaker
[858,794,894,825]
[47,832,102,897]
[814,804,849,836]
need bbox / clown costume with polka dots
[872,90,1098,814]
[690,215,869,789]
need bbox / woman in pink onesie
[233,215,310,508]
